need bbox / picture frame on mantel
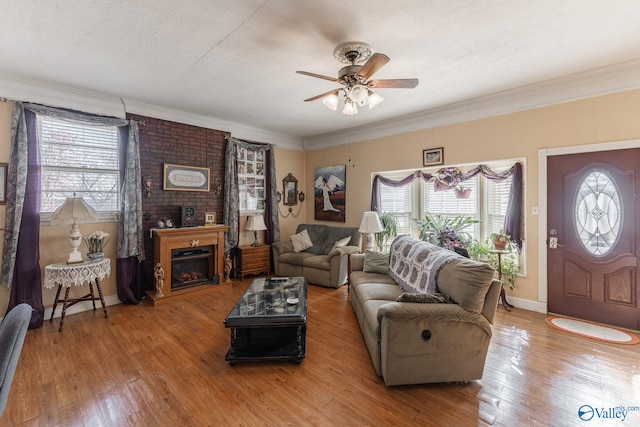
[423,147,444,167]
[163,164,210,192]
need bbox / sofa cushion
[333,236,351,248]
[396,292,453,304]
[363,250,390,274]
[354,282,403,303]
[295,224,361,255]
[436,257,496,314]
[291,229,313,252]
[279,251,315,265]
[302,254,330,270]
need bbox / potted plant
[491,229,510,250]
[374,212,399,252]
[468,238,519,290]
[412,212,477,250]
[454,184,471,199]
[84,231,110,260]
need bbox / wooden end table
[44,258,111,331]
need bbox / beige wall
[305,88,640,304]
[2,87,640,313]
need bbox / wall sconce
[212,176,223,197]
[143,175,152,198]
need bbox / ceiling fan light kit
[297,41,418,115]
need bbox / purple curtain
[116,124,145,304]
[223,137,280,252]
[6,108,44,328]
[370,162,523,250]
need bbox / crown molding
[0,74,126,118]
[123,100,304,150]
[0,74,304,151]
[303,58,640,151]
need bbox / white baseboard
[500,295,547,314]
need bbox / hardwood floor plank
[1,278,639,426]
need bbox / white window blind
[487,177,512,235]
[38,116,119,213]
[379,182,412,235]
[422,176,479,239]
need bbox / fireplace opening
[171,246,219,290]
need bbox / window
[237,147,265,213]
[379,181,412,235]
[487,176,512,236]
[377,163,521,252]
[422,176,479,240]
[38,116,119,214]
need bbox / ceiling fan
[297,42,419,115]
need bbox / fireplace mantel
[149,225,229,304]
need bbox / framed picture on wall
[0,163,7,204]
[423,147,444,166]
[163,164,210,191]
[314,165,346,222]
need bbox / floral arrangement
[435,167,463,190]
[435,226,464,251]
[84,231,110,254]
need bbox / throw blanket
[389,236,460,293]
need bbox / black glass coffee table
[224,277,307,365]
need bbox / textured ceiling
[2,1,640,148]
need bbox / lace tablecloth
[44,258,111,289]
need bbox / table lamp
[359,211,384,252]
[245,214,267,247]
[51,195,98,264]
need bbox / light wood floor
[2,278,640,426]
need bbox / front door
[547,149,640,330]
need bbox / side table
[44,258,111,331]
[488,249,513,312]
[235,245,271,280]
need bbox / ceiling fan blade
[296,70,340,83]
[304,89,340,102]
[367,78,419,89]
[355,53,390,80]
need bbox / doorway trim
[537,138,640,313]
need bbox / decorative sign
[163,164,210,192]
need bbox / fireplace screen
[171,247,213,290]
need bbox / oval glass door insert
[574,169,621,256]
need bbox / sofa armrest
[349,253,365,272]
[271,240,294,275]
[327,245,361,262]
[377,302,492,337]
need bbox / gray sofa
[272,224,362,288]
[348,237,501,386]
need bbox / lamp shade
[322,92,339,111]
[358,211,383,234]
[51,196,98,225]
[367,91,384,109]
[343,100,358,115]
[245,214,267,231]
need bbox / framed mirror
[282,173,298,206]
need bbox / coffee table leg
[229,328,237,366]
[295,326,303,364]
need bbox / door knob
[549,237,564,249]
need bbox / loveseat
[272,224,362,288]
[348,236,501,386]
